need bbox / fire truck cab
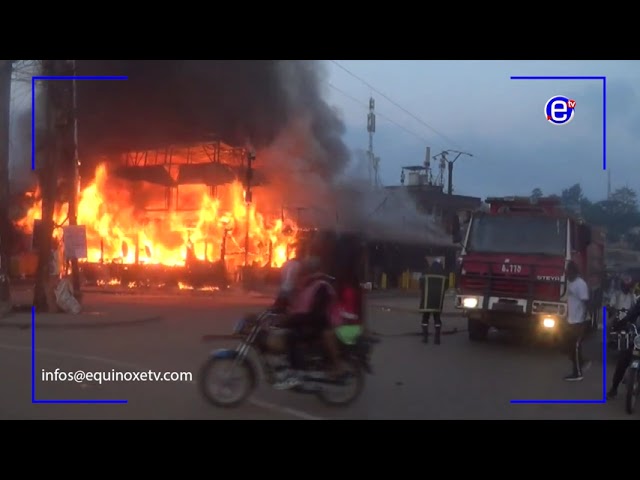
[452,196,605,341]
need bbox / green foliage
[531,184,640,246]
[530,188,543,200]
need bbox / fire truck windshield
[466,215,567,256]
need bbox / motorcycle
[199,310,374,408]
[609,308,630,351]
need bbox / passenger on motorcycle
[607,294,640,399]
[331,233,367,348]
[610,275,635,312]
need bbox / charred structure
[11,60,351,292]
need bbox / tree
[559,183,640,246]
[608,186,638,216]
[560,183,583,209]
[530,188,543,200]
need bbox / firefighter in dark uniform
[419,257,447,344]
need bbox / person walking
[564,261,592,381]
[419,257,447,345]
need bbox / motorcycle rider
[273,231,341,390]
[607,294,640,399]
[610,274,635,313]
[273,241,307,313]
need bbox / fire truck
[452,196,605,341]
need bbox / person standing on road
[564,261,592,382]
[419,257,447,345]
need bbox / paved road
[0,292,634,419]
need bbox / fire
[16,162,298,272]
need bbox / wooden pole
[67,60,81,294]
[33,60,61,311]
[0,60,12,311]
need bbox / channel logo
[545,95,576,125]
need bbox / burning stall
[14,140,299,290]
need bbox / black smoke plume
[75,60,350,178]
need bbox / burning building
[14,140,301,289]
[10,60,353,290]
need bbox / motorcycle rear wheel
[199,357,256,408]
[316,359,364,407]
[624,368,639,415]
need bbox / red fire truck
[452,196,605,341]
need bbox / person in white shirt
[564,261,592,382]
[610,275,635,312]
[272,242,307,312]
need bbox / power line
[328,82,430,143]
[330,60,462,150]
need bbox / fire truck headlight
[542,317,556,329]
[462,297,478,309]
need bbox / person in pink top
[273,231,339,389]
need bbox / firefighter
[419,257,447,344]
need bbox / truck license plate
[632,360,640,368]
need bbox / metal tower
[367,97,380,187]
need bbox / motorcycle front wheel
[624,368,639,415]
[199,357,256,408]
[316,359,365,407]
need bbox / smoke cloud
[331,150,451,245]
[74,60,350,179]
[9,61,41,195]
[8,60,449,246]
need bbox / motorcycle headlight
[634,335,640,350]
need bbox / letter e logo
[545,95,575,125]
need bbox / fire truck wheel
[468,318,489,341]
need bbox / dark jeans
[285,314,323,370]
[564,322,589,375]
[611,348,634,392]
[421,312,442,329]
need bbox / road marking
[247,398,325,421]
[0,343,326,420]
[0,343,144,370]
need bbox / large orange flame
[15,162,298,272]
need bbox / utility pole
[0,60,12,313]
[33,60,68,311]
[434,150,473,195]
[243,149,255,289]
[66,60,81,294]
[366,97,380,188]
[607,169,611,199]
